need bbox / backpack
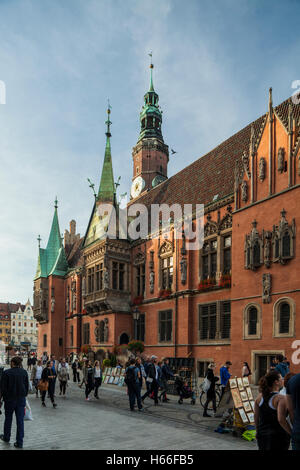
[125,367,136,385]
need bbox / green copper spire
[34,199,68,280]
[98,104,116,204]
[138,60,164,143]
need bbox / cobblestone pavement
[0,378,256,450]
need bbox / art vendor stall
[102,367,126,386]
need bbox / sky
[0,0,299,303]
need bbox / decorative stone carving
[51,296,55,313]
[262,273,272,304]
[66,288,70,314]
[272,209,296,264]
[149,250,154,269]
[71,283,76,311]
[263,231,272,268]
[244,220,263,271]
[159,240,173,257]
[103,270,109,289]
[204,213,218,237]
[39,288,43,308]
[180,258,187,284]
[259,157,266,182]
[134,251,145,266]
[149,271,155,293]
[277,147,285,173]
[95,320,102,343]
[242,151,251,179]
[181,232,186,255]
[82,277,86,296]
[241,181,248,202]
[104,318,109,342]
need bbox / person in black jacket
[141,355,160,405]
[0,356,29,448]
[41,361,57,408]
[159,358,174,402]
[203,363,218,417]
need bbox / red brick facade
[34,89,300,383]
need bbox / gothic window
[43,334,47,347]
[120,332,129,345]
[244,222,263,270]
[70,325,73,346]
[83,323,90,345]
[201,239,217,280]
[248,307,258,335]
[273,298,295,338]
[243,304,262,340]
[199,301,231,342]
[95,263,103,291]
[159,310,172,342]
[112,262,126,291]
[99,320,105,342]
[220,301,231,339]
[272,210,295,264]
[134,314,145,341]
[222,236,231,274]
[279,303,290,334]
[162,256,173,290]
[136,264,145,296]
[282,232,291,257]
[88,267,94,293]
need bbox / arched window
[120,333,129,345]
[99,320,105,343]
[279,303,290,334]
[273,298,295,337]
[248,307,258,335]
[244,303,261,339]
[253,242,260,266]
[282,232,291,257]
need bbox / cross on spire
[37,235,41,248]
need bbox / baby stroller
[175,376,196,405]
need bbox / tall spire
[138,54,164,143]
[98,103,116,203]
[34,200,68,280]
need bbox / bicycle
[199,382,222,410]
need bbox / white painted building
[11,299,38,350]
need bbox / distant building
[0,302,25,347]
[11,299,38,350]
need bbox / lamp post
[132,308,140,340]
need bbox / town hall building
[33,63,300,383]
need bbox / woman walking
[242,361,252,377]
[31,359,43,397]
[83,360,94,401]
[254,370,290,450]
[57,358,69,397]
[93,361,102,399]
[203,363,218,417]
[40,361,57,408]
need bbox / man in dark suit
[0,356,29,449]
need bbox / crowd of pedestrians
[0,351,299,450]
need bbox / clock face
[131,176,145,199]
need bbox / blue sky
[0,0,299,302]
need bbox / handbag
[37,380,49,392]
[202,377,211,393]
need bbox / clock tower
[131,61,169,199]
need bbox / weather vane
[148,51,153,67]
[87,178,96,199]
[37,235,41,248]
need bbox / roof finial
[268,87,273,121]
[288,100,293,133]
[148,51,154,91]
[54,196,58,209]
[105,100,112,137]
[37,235,41,248]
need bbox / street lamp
[132,308,140,340]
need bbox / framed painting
[246,387,253,400]
[247,412,255,423]
[108,376,115,384]
[237,378,244,391]
[243,401,252,412]
[242,377,250,387]
[238,408,249,424]
[104,375,110,384]
[231,388,243,408]
[229,378,238,389]
[240,391,248,401]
